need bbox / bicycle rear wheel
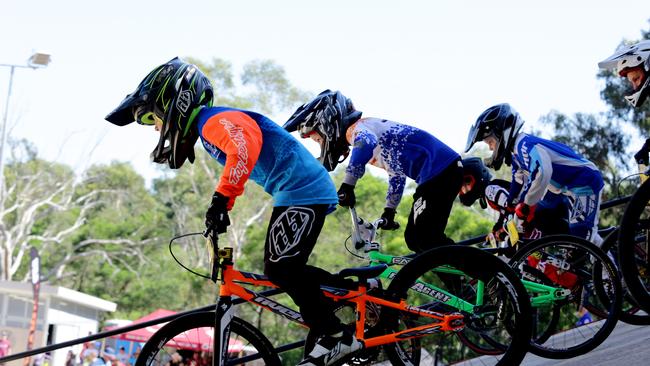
[135,311,281,366]
[618,179,650,313]
[383,245,532,366]
[509,235,621,359]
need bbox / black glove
[337,183,356,207]
[205,192,231,234]
[378,207,400,230]
[634,138,650,165]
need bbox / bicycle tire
[135,311,281,366]
[383,245,532,366]
[598,229,650,325]
[618,179,650,313]
[509,234,622,359]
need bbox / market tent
[110,309,248,352]
[111,309,176,342]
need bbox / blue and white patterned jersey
[342,117,459,208]
[510,133,604,206]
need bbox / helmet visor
[466,119,493,153]
[465,121,480,152]
[105,92,145,126]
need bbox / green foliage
[445,203,493,241]
[539,110,630,188]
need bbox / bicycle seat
[337,264,388,281]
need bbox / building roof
[0,280,117,312]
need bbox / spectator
[81,342,100,366]
[65,350,77,366]
[0,331,12,365]
[116,347,129,366]
[166,352,183,366]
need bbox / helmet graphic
[459,157,493,208]
[105,57,214,169]
[598,40,650,108]
[465,103,524,170]
[283,89,362,171]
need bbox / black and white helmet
[465,103,524,170]
[598,40,650,108]
[283,89,362,171]
[459,157,492,208]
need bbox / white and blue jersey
[342,118,459,209]
[509,133,604,243]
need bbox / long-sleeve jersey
[196,106,338,209]
[342,117,459,209]
[509,133,604,206]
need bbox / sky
[1,0,649,183]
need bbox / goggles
[134,105,160,126]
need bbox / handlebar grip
[203,228,220,283]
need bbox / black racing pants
[404,159,463,253]
[263,204,346,336]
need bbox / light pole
[0,52,51,200]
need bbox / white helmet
[598,40,650,108]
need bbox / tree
[187,57,311,116]
[540,111,629,188]
[0,143,159,284]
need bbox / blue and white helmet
[598,40,650,108]
[465,103,524,170]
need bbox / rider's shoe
[298,329,363,366]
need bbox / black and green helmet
[105,57,214,169]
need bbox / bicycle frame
[207,236,465,366]
[348,208,569,312]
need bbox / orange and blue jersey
[196,106,338,209]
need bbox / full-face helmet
[465,103,524,170]
[105,57,214,169]
[459,157,493,208]
[283,89,362,171]
[598,40,650,108]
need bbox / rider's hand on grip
[205,192,231,234]
[486,228,507,247]
[337,183,356,207]
[378,207,400,230]
[515,203,536,223]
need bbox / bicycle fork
[212,246,235,366]
[213,295,235,366]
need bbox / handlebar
[203,228,220,283]
[349,207,384,251]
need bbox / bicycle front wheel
[135,311,281,366]
[383,245,532,366]
[509,234,622,359]
[619,179,650,313]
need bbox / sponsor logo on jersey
[219,118,250,185]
